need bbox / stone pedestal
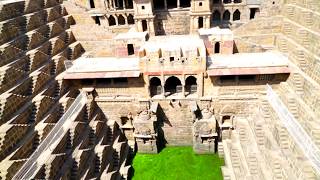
[193,108,217,154]
[133,110,158,153]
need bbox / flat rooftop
[198,28,233,36]
[207,51,290,76]
[63,57,140,79]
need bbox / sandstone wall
[154,10,190,35]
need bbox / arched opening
[185,76,197,95]
[180,0,190,8]
[108,15,116,26]
[234,0,241,3]
[167,0,177,9]
[221,115,233,128]
[116,0,124,9]
[214,42,220,54]
[198,17,204,28]
[233,10,241,21]
[150,77,162,97]
[142,20,148,31]
[223,10,230,21]
[164,76,182,95]
[212,10,221,22]
[127,0,133,9]
[127,14,134,24]
[89,0,95,8]
[118,15,125,25]
[154,0,165,9]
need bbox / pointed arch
[233,9,241,21]
[108,15,116,26]
[127,14,134,24]
[212,10,221,21]
[118,15,125,25]
[223,10,230,21]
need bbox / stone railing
[12,91,87,180]
[266,84,320,173]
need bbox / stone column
[206,16,210,28]
[164,0,167,9]
[181,75,185,97]
[123,0,126,9]
[125,15,128,25]
[148,19,155,36]
[177,0,180,8]
[115,16,119,25]
[198,73,204,97]
[135,19,140,31]
[112,0,116,9]
[161,75,165,97]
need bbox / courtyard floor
[132,146,224,180]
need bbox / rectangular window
[127,44,135,55]
[94,16,100,25]
[250,8,258,19]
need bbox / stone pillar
[125,15,128,25]
[198,73,204,97]
[205,16,210,28]
[123,0,126,9]
[177,0,180,8]
[164,0,167,9]
[182,76,185,97]
[112,0,116,9]
[161,75,165,97]
[148,19,155,36]
[135,19,140,31]
[115,15,119,25]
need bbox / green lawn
[131,147,224,180]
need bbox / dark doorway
[167,0,177,9]
[118,15,126,25]
[89,0,95,8]
[250,8,258,19]
[234,0,241,3]
[128,14,134,24]
[180,0,190,7]
[150,77,162,97]
[185,76,197,94]
[212,10,221,22]
[127,44,134,55]
[94,16,100,25]
[214,42,220,54]
[109,15,116,26]
[223,10,230,21]
[213,0,220,4]
[223,0,231,3]
[198,17,204,28]
[164,76,182,95]
[233,10,241,21]
[154,0,165,10]
[142,20,148,31]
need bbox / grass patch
[132,146,224,180]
